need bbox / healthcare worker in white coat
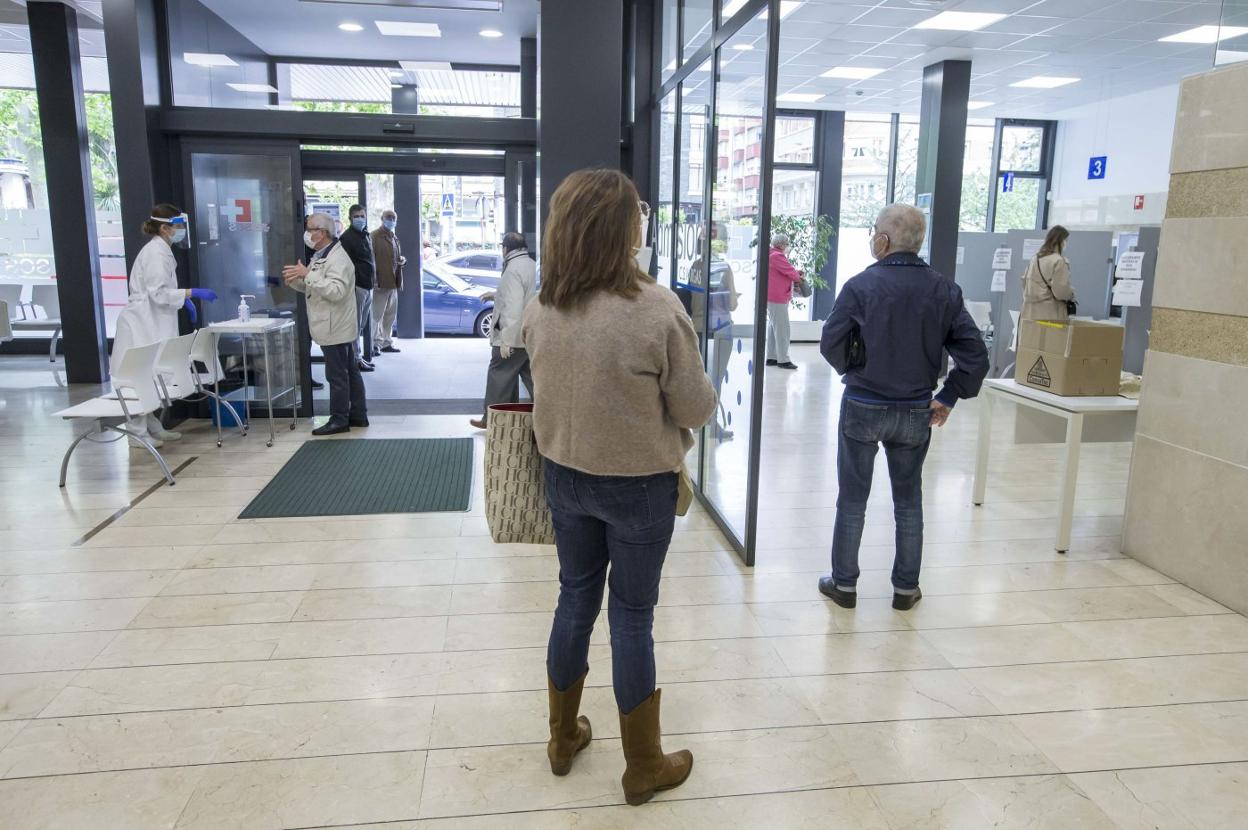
[111,204,217,447]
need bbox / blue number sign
[1088,156,1107,180]
[1002,172,1015,193]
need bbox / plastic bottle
[238,294,255,323]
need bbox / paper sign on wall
[991,247,1013,270]
[1117,251,1146,280]
[991,270,1007,293]
[1022,238,1044,261]
[956,246,965,265]
[1112,279,1144,307]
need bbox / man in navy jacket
[818,204,989,611]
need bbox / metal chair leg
[59,425,99,487]
[105,425,176,486]
[49,327,60,362]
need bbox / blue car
[422,263,494,337]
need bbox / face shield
[153,213,191,249]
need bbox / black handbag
[1037,258,1077,316]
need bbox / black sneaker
[358,361,375,372]
[777,361,799,370]
[381,345,401,353]
[892,589,922,611]
[311,379,324,390]
[818,576,857,609]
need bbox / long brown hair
[1037,225,1069,258]
[539,168,644,310]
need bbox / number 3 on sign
[1088,156,1107,180]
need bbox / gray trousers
[355,287,374,360]
[766,301,792,363]
[482,346,533,420]
[373,288,398,348]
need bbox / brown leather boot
[547,671,592,776]
[618,689,693,806]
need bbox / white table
[973,378,1139,553]
[208,318,300,447]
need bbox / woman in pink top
[766,234,804,370]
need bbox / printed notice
[1117,250,1146,280]
[956,246,965,265]
[991,270,1007,293]
[991,247,1013,270]
[1022,238,1044,261]
[1112,279,1144,307]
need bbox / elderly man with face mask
[817,203,988,613]
[283,213,368,436]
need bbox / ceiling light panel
[777,92,824,103]
[915,11,1008,32]
[376,21,442,37]
[1010,75,1080,88]
[400,61,453,72]
[183,52,238,67]
[1160,25,1248,44]
[228,83,279,93]
[822,66,885,80]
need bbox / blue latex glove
[190,288,218,302]
[183,298,198,326]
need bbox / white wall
[1049,84,1179,228]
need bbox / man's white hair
[874,204,926,254]
[307,212,336,235]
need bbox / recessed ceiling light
[479,29,503,38]
[1160,25,1248,44]
[777,92,824,103]
[227,83,279,93]
[725,0,801,19]
[400,61,453,73]
[389,70,405,78]
[376,21,442,38]
[822,66,885,80]
[732,43,755,51]
[1010,75,1080,88]
[338,22,363,33]
[183,52,238,67]
[391,84,403,89]
[915,11,1007,32]
[966,100,993,110]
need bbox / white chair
[189,329,247,447]
[10,284,63,362]
[0,300,13,343]
[0,285,22,320]
[965,301,993,335]
[54,342,176,487]
[1000,309,1023,378]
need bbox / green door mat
[239,438,473,519]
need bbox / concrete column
[915,60,971,280]
[29,0,109,383]
[539,0,624,220]
[1122,61,1248,616]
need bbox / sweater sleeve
[935,287,990,407]
[771,251,803,283]
[660,305,718,430]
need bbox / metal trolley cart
[208,318,301,447]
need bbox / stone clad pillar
[1122,61,1248,615]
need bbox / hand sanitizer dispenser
[238,294,255,323]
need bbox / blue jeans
[544,459,678,714]
[831,397,932,593]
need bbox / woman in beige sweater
[523,169,717,806]
[1021,225,1075,323]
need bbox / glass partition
[960,122,996,232]
[1217,0,1248,65]
[684,0,715,59]
[656,92,678,290]
[701,10,768,543]
[661,0,679,81]
[837,116,890,293]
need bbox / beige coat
[522,279,717,477]
[491,250,538,349]
[289,241,358,346]
[1021,252,1074,323]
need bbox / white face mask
[304,231,316,249]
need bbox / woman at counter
[1021,225,1074,323]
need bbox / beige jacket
[289,241,358,346]
[1021,252,1074,323]
[522,279,718,477]
[491,250,538,349]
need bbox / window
[774,115,815,164]
[467,255,499,269]
[1000,125,1044,172]
[422,271,444,290]
[684,0,714,59]
[960,122,995,232]
[661,0,679,81]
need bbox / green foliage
[768,213,836,290]
[0,89,119,210]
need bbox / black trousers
[322,341,367,426]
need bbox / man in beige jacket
[471,232,537,429]
[283,213,367,435]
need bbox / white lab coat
[110,237,184,375]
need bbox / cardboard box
[1015,320,1125,396]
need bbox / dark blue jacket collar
[874,252,928,268]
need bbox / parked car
[436,249,503,288]
[422,263,494,338]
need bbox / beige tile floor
[1,345,1246,828]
